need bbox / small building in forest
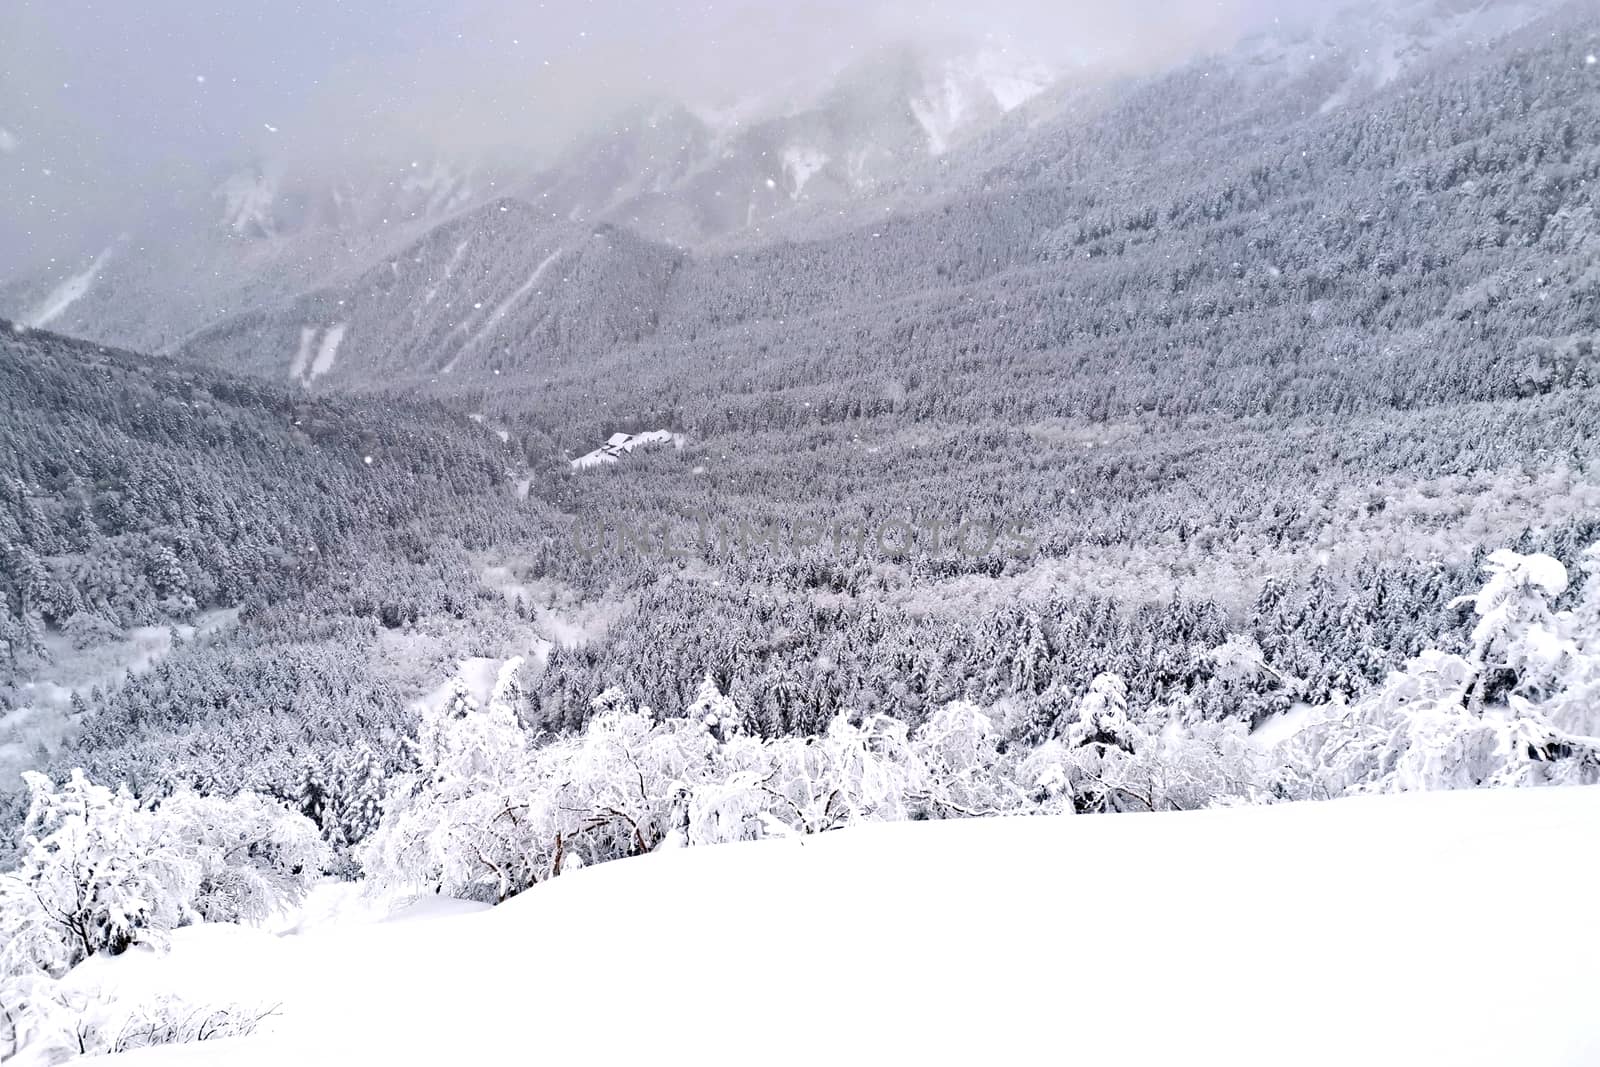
[571,429,683,470]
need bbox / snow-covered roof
[570,429,685,471]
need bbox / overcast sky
[0,0,1277,277]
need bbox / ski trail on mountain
[442,247,563,375]
[308,323,347,381]
[25,247,114,328]
[424,239,473,305]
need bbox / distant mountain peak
[217,166,282,238]
[911,47,1056,156]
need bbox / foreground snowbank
[70,788,1600,1065]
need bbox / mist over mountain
[0,35,1071,350]
[7,0,1583,361]
[31,0,1578,421]
[0,0,1275,279]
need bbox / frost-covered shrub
[5,984,275,1063]
[1279,546,1600,797]
[909,701,1024,817]
[0,771,327,988]
[361,670,1259,903]
[1033,676,1262,814]
[361,677,944,900]
[741,712,919,837]
[156,790,329,925]
[358,539,1600,908]
[2,770,191,976]
[361,663,560,903]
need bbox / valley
[2,0,1598,1061]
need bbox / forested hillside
[141,2,1598,448]
[0,323,531,641]
[503,1,1600,442]
[178,207,685,386]
[7,0,1600,867]
[0,323,561,839]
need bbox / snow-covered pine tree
[1280,545,1600,796]
[293,759,330,831]
[686,673,744,742]
[1009,614,1050,695]
[334,745,386,847]
[1066,673,1135,752]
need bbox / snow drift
[57,786,1600,1066]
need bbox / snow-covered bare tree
[2,770,191,977]
[754,713,918,837]
[360,670,536,902]
[909,701,1023,817]
[154,790,329,925]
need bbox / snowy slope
[22,246,116,329]
[60,787,1600,1066]
[175,203,682,388]
[0,154,501,355]
[1230,0,1554,105]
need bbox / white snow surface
[306,323,346,381]
[424,239,472,304]
[290,325,346,386]
[441,246,562,376]
[1248,701,1320,750]
[911,49,1053,156]
[968,46,1053,112]
[415,657,506,715]
[478,247,563,341]
[397,160,476,220]
[781,145,829,199]
[58,786,1600,1066]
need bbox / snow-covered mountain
[0,42,1059,353]
[0,0,1578,375]
[1230,0,1553,111]
[0,154,504,355]
[176,199,682,389]
[515,43,1060,247]
[4,4,1600,1058]
[214,157,486,240]
[159,39,1066,396]
[911,47,1055,156]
